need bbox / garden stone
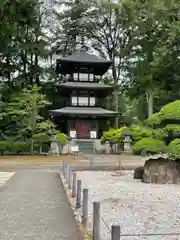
[143,158,180,184]
[134,166,144,179]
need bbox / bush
[130,126,153,142]
[0,141,32,154]
[146,112,162,126]
[56,133,68,145]
[100,126,128,145]
[0,141,11,153]
[11,142,31,153]
[160,100,180,121]
[164,124,180,137]
[168,139,180,159]
[152,128,168,140]
[132,138,166,155]
[56,133,68,154]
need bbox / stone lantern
[123,130,132,153]
[49,128,60,155]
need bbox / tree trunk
[114,88,119,128]
[111,60,119,129]
[146,89,153,117]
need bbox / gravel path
[76,171,180,240]
[0,170,82,240]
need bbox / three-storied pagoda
[50,51,118,140]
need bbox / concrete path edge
[58,173,90,240]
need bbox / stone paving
[0,170,83,240]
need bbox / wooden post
[92,202,100,240]
[72,172,77,198]
[82,188,88,229]
[111,225,120,240]
[76,179,82,209]
[68,168,72,189]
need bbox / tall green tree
[124,0,180,117]
[3,85,54,141]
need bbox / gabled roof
[50,107,118,117]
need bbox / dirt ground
[0,154,87,166]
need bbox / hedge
[0,141,49,154]
[132,137,167,155]
[168,139,180,159]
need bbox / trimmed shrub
[130,126,153,142]
[0,141,11,153]
[146,112,162,126]
[152,128,168,140]
[164,124,180,137]
[56,133,68,154]
[11,142,31,153]
[100,126,128,145]
[132,138,166,155]
[56,133,68,145]
[168,139,180,159]
[160,100,180,121]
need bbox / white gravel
[76,171,180,240]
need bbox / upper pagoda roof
[56,51,112,76]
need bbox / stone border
[59,172,92,240]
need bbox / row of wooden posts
[62,161,121,240]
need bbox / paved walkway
[0,171,82,240]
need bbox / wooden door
[76,120,89,139]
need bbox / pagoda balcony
[62,75,101,83]
[57,99,102,108]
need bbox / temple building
[50,51,118,152]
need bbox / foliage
[130,126,152,142]
[11,142,31,153]
[3,85,53,140]
[146,100,180,127]
[160,100,180,122]
[101,125,152,148]
[100,127,128,145]
[0,141,11,154]
[56,133,68,145]
[168,139,180,160]
[132,138,166,155]
[56,133,68,154]
[146,112,162,127]
[152,128,168,141]
[164,125,180,137]
[0,141,31,154]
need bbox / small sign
[70,130,76,138]
[71,145,79,153]
[90,131,96,139]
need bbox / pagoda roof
[56,82,114,90]
[50,107,118,117]
[56,52,112,75]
